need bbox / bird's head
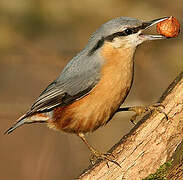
[88,17,169,55]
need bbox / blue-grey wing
[29,51,102,114]
[30,75,98,113]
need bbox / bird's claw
[129,103,168,124]
[145,103,168,120]
[90,150,121,168]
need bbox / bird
[5,16,169,166]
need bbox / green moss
[143,161,172,180]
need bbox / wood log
[167,141,183,180]
[77,72,183,180]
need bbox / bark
[167,141,183,180]
[77,71,183,180]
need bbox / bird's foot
[90,149,121,168]
[129,103,168,125]
[78,133,121,168]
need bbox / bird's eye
[124,28,133,35]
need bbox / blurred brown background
[0,0,182,179]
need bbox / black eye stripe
[124,28,133,35]
[88,24,145,56]
[88,37,104,56]
[104,26,143,42]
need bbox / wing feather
[27,48,102,115]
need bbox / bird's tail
[4,113,49,135]
[4,114,28,135]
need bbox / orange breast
[48,43,135,134]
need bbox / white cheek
[111,37,124,48]
[111,34,144,49]
[127,34,144,47]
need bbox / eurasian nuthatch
[5,16,170,165]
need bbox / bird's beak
[139,17,169,40]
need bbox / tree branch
[167,140,183,179]
[77,71,183,180]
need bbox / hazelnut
[157,16,180,37]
